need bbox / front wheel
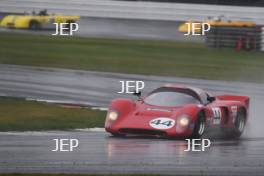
[110,132,126,138]
[191,112,206,139]
[29,20,41,30]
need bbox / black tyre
[111,133,125,138]
[65,20,75,31]
[230,108,246,138]
[29,20,41,30]
[191,112,206,139]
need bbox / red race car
[105,84,250,139]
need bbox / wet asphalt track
[1,64,264,175]
[0,15,204,43]
[0,131,264,175]
[77,17,203,42]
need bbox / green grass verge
[1,32,264,83]
[0,97,106,131]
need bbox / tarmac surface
[77,17,203,42]
[0,64,264,175]
[0,131,264,175]
[0,15,204,43]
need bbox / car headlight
[107,110,119,121]
[177,114,190,127]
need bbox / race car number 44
[149,118,175,130]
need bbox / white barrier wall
[0,0,264,24]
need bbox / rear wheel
[29,20,41,30]
[65,20,75,31]
[230,108,246,138]
[191,112,206,139]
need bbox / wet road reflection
[104,134,264,175]
[0,131,264,175]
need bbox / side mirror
[207,96,216,103]
[133,91,142,100]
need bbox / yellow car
[178,21,202,34]
[178,18,256,34]
[0,10,80,30]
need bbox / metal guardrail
[0,0,264,24]
[205,26,264,51]
[262,27,264,51]
[122,0,264,7]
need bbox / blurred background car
[178,16,256,34]
[0,9,80,30]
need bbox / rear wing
[216,95,250,109]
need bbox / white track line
[0,128,106,135]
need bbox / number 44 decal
[151,120,173,127]
[149,118,175,130]
[212,107,222,125]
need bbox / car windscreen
[144,90,200,107]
